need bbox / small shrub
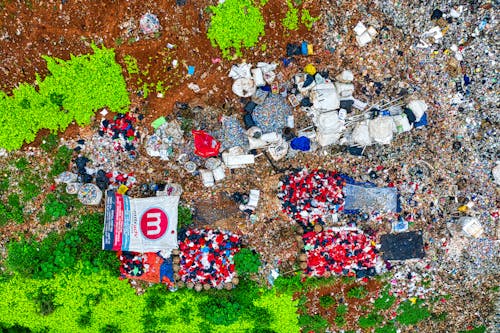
[358,312,384,329]
[396,300,431,325]
[234,248,261,276]
[178,205,193,230]
[319,294,335,308]
[334,314,346,327]
[300,9,320,30]
[14,157,29,170]
[32,288,57,316]
[282,0,299,31]
[336,303,348,315]
[347,285,368,299]
[298,314,329,333]
[375,322,397,333]
[40,133,59,152]
[207,0,265,59]
[273,274,303,294]
[374,286,396,310]
[200,296,242,326]
[49,145,73,177]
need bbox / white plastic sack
[251,68,266,87]
[316,131,342,147]
[200,169,215,187]
[354,22,367,35]
[352,121,372,146]
[232,78,256,97]
[311,82,340,110]
[406,100,428,122]
[356,32,372,47]
[392,114,412,133]
[369,117,395,145]
[334,82,355,99]
[459,216,484,238]
[228,63,252,79]
[248,136,269,150]
[336,70,354,83]
[315,110,344,133]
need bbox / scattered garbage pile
[118,251,175,287]
[302,228,380,278]
[177,228,241,290]
[278,169,346,229]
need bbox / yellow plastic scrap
[307,44,314,55]
[458,205,469,213]
[409,297,417,305]
[117,184,129,195]
[304,63,317,75]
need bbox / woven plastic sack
[368,117,395,145]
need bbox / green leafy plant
[207,0,265,59]
[334,314,346,327]
[300,9,320,30]
[123,55,140,76]
[358,312,384,329]
[39,188,81,224]
[40,133,59,152]
[31,287,57,316]
[396,300,431,325]
[234,248,261,276]
[298,314,329,333]
[177,205,193,230]
[374,286,396,310]
[0,44,129,151]
[336,303,348,315]
[273,274,303,294]
[319,294,335,308]
[347,285,368,299]
[200,296,242,326]
[49,145,73,177]
[0,193,24,225]
[7,213,118,278]
[282,0,299,31]
[375,322,397,333]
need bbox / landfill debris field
[0,1,498,332]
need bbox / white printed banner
[103,191,179,252]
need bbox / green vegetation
[39,187,82,224]
[336,303,348,315]
[300,9,320,30]
[358,312,384,329]
[0,193,24,225]
[40,133,59,152]
[177,204,193,230]
[374,286,396,310]
[207,0,265,59]
[347,285,368,299]
[319,294,335,308]
[396,300,431,325]
[298,314,329,333]
[375,322,397,333]
[6,213,119,279]
[0,44,129,151]
[234,248,261,276]
[282,0,299,31]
